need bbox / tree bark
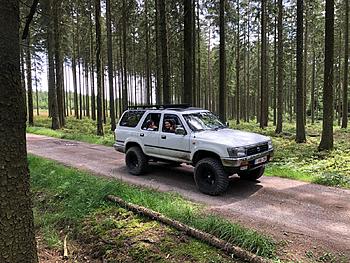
[319,0,334,150]
[25,30,34,126]
[106,0,116,130]
[342,0,349,128]
[184,0,193,104]
[260,0,268,128]
[296,0,306,142]
[219,0,226,122]
[145,0,151,105]
[0,1,38,262]
[95,0,104,135]
[158,0,170,104]
[275,0,283,134]
[46,0,60,129]
[54,0,65,126]
[122,0,129,110]
[236,0,240,125]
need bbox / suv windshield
[183,112,225,131]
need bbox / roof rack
[128,104,192,110]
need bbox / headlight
[227,147,246,158]
[268,140,273,150]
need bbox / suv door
[158,114,191,160]
[140,113,161,156]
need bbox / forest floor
[30,155,249,263]
[27,114,350,189]
[27,134,350,263]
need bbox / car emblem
[257,146,260,152]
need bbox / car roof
[126,108,208,115]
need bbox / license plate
[254,156,267,165]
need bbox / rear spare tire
[194,158,229,195]
[125,146,148,175]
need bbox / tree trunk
[89,6,96,121]
[275,0,283,134]
[158,0,170,104]
[296,0,306,143]
[236,0,240,125]
[219,0,226,122]
[184,0,193,104]
[46,0,60,129]
[319,0,334,150]
[54,0,65,126]
[273,0,277,126]
[106,0,116,130]
[95,0,104,135]
[26,30,34,126]
[342,0,349,128]
[196,0,201,107]
[0,1,38,262]
[311,48,316,124]
[155,0,162,104]
[122,0,128,110]
[145,0,151,105]
[260,0,268,128]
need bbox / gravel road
[27,134,350,260]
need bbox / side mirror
[175,127,186,135]
[225,121,229,128]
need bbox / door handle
[161,135,166,139]
[140,133,144,137]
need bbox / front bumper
[221,149,274,168]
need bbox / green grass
[27,115,114,146]
[229,121,350,188]
[29,155,275,258]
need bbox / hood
[193,128,270,147]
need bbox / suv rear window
[119,111,145,127]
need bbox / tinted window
[141,113,161,131]
[119,111,145,127]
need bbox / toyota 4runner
[114,104,274,195]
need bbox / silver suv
[114,105,274,195]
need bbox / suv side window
[120,111,145,127]
[141,113,161,131]
[162,114,185,134]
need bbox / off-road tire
[194,158,229,196]
[125,146,148,175]
[239,166,265,181]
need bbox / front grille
[246,143,268,156]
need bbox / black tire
[239,166,265,181]
[125,146,148,175]
[194,158,229,196]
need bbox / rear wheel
[239,166,265,181]
[125,146,148,175]
[194,158,229,196]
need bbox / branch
[22,0,40,40]
[106,195,271,263]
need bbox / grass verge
[29,154,275,259]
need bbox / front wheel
[194,158,229,196]
[239,166,265,181]
[125,146,148,175]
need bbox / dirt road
[27,134,350,260]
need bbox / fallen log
[106,195,271,263]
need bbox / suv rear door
[158,114,191,160]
